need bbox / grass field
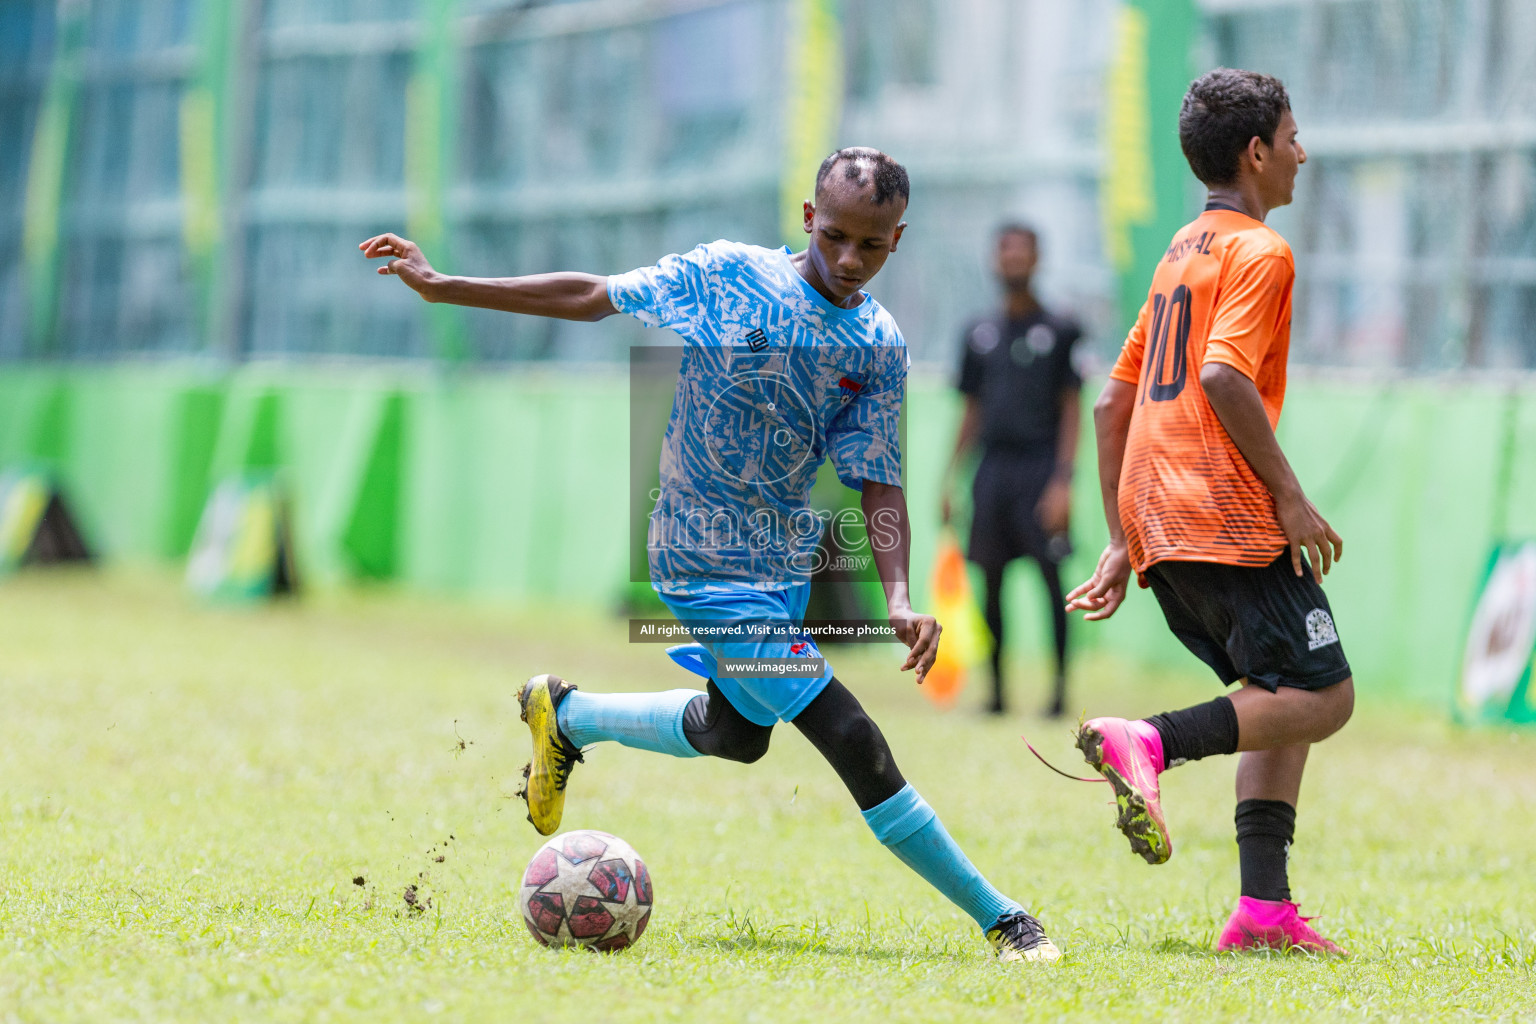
[0,569,1532,1022]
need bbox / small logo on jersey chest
[745,328,769,352]
[1025,324,1056,355]
[1305,609,1339,651]
[1006,324,1056,366]
[837,372,867,404]
[970,322,1000,354]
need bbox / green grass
[0,569,1532,1022]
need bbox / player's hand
[1036,476,1072,535]
[1276,490,1343,582]
[1065,542,1132,621]
[359,232,439,299]
[889,605,942,685]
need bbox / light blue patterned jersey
[609,240,907,595]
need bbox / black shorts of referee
[968,448,1071,571]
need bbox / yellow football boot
[986,911,1062,964]
[516,674,584,836]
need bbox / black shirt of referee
[942,224,1082,717]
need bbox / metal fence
[1,0,1113,366]
[1207,0,1536,370]
[3,0,1533,369]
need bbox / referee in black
[941,224,1082,718]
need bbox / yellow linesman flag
[924,528,992,708]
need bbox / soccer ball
[519,830,653,952]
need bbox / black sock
[1144,695,1238,768]
[1235,799,1296,901]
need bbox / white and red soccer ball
[519,830,653,952]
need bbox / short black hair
[1178,68,1291,187]
[815,147,910,206]
[995,222,1038,248]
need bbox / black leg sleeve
[681,680,773,764]
[790,677,906,811]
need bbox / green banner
[21,1,87,355]
[1101,0,1197,335]
[406,0,468,361]
[779,0,843,248]
[3,364,1534,706]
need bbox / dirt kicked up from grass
[0,568,1531,1022]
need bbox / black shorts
[1143,554,1352,693]
[968,448,1070,568]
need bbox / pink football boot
[1076,717,1172,864]
[1217,897,1348,955]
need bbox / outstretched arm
[1064,378,1136,620]
[1201,362,1342,581]
[359,232,617,322]
[861,480,942,684]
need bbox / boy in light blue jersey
[614,235,909,724]
[362,148,1059,963]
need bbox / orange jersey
[1110,204,1294,573]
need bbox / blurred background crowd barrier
[2,0,1536,706]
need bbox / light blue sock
[862,784,1022,931]
[556,689,705,758]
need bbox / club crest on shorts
[1305,608,1339,651]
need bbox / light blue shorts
[656,582,834,727]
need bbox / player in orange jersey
[1066,69,1351,954]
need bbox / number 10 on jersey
[1142,284,1192,403]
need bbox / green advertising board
[186,472,297,601]
[0,470,50,570]
[1458,541,1536,724]
[0,466,91,574]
